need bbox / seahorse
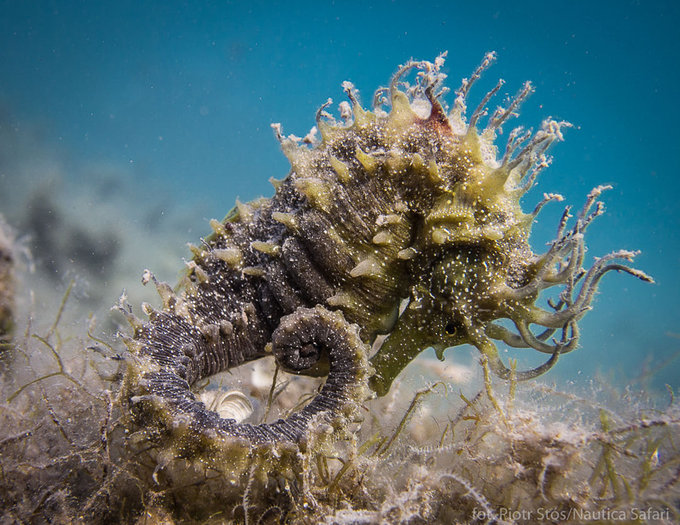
[120,52,651,467]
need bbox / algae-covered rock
[0,216,15,342]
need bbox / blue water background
[1,1,678,390]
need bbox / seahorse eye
[445,321,458,335]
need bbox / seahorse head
[271,53,649,396]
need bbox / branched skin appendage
[120,52,652,468]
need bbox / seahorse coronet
[121,53,651,473]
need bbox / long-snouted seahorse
[120,52,652,465]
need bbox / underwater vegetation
[0,216,15,341]
[0,54,677,524]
